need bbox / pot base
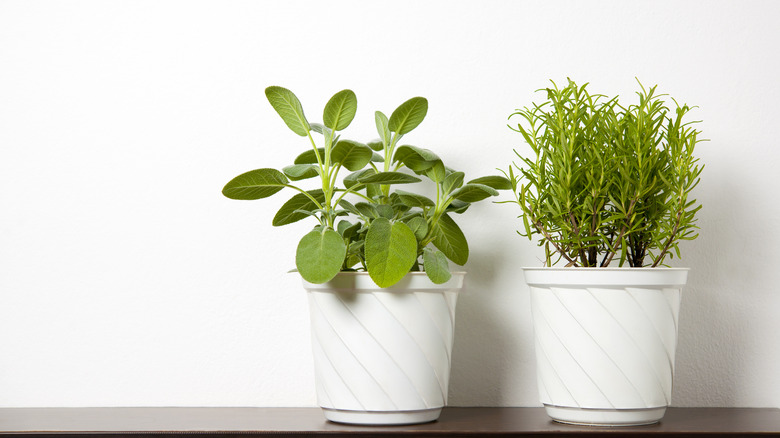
[322,407,442,425]
[544,405,666,426]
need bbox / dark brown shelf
[0,407,778,437]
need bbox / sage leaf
[431,213,469,265]
[367,139,384,152]
[282,164,319,181]
[365,218,417,287]
[375,204,395,220]
[389,97,428,135]
[273,190,325,226]
[405,216,428,241]
[331,140,373,171]
[423,160,446,183]
[468,175,513,190]
[443,171,465,195]
[375,111,391,146]
[265,86,310,136]
[338,199,360,216]
[323,89,357,131]
[358,171,421,185]
[450,183,499,202]
[344,168,375,189]
[355,202,377,218]
[294,148,326,165]
[222,168,289,200]
[446,199,470,214]
[423,247,452,284]
[395,190,435,208]
[296,228,346,284]
[393,145,440,172]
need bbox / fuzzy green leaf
[323,89,357,131]
[296,228,346,284]
[265,86,309,136]
[406,216,428,241]
[389,97,428,135]
[282,164,319,181]
[450,183,499,202]
[395,189,435,208]
[367,140,384,152]
[222,168,289,200]
[358,171,422,185]
[344,168,375,189]
[393,145,441,172]
[443,171,465,195]
[365,218,418,287]
[431,213,469,265]
[467,175,513,190]
[423,247,452,284]
[446,200,470,214]
[331,140,374,171]
[423,160,446,183]
[294,148,326,165]
[273,190,325,226]
[375,111,391,146]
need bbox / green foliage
[503,79,704,267]
[224,87,510,286]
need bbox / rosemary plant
[504,79,703,267]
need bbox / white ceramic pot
[523,267,688,426]
[302,271,464,425]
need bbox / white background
[1,0,778,408]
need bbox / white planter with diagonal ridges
[302,272,463,425]
[523,268,688,426]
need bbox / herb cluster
[504,79,703,267]
[224,87,510,286]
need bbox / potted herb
[503,79,703,426]
[223,87,509,425]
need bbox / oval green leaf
[388,97,428,135]
[358,171,421,185]
[405,216,428,241]
[273,190,325,226]
[443,171,465,195]
[467,175,513,190]
[265,86,310,136]
[423,247,452,284]
[395,189,435,208]
[450,183,499,203]
[393,145,440,172]
[323,89,358,131]
[431,213,468,265]
[296,229,346,284]
[283,164,319,181]
[331,140,374,171]
[365,218,418,287]
[222,168,289,200]
[367,139,384,152]
[375,111,391,146]
[344,168,376,189]
[294,148,326,165]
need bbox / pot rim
[521,266,689,288]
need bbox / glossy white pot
[523,267,688,426]
[302,272,464,425]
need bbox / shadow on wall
[673,172,751,407]
[446,218,539,407]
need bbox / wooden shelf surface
[0,407,778,437]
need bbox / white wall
[1,0,778,408]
